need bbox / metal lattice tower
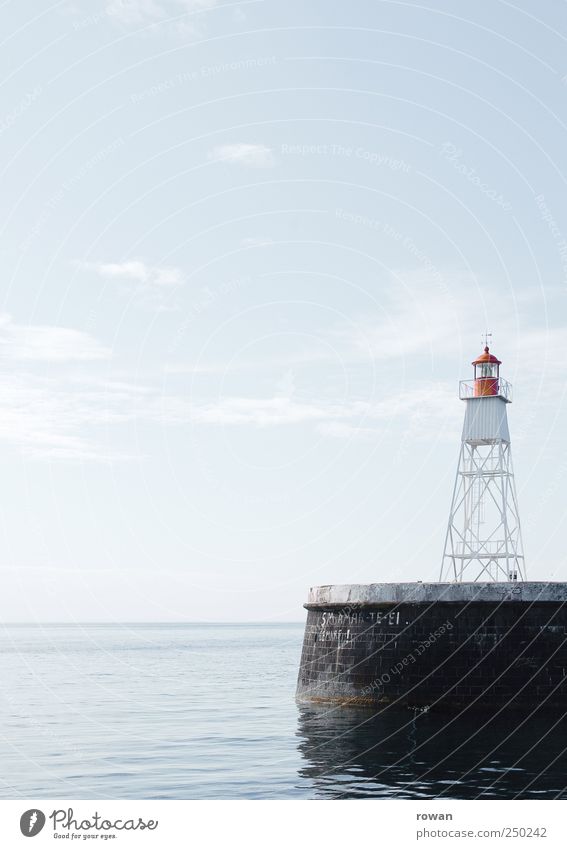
[440,343,526,583]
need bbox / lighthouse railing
[459,377,513,402]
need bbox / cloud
[0,316,112,457]
[0,375,355,459]
[208,143,276,168]
[0,361,520,460]
[337,273,465,363]
[0,313,110,362]
[102,0,222,39]
[2,269,563,461]
[177,0,219,11]
[160,394,337,427]
[0,372,149,460]
[316,422,378,441]
[105,0,218,26]
[153,267,184,286]
[240,237,274,248]
[96,260,150,281]
[106,0,166,24]
[156,383,458,433]
[330,271,567,398]
[0,362,455,459]
[78,259,184,311]
[274,368,295,398]
[91,260,183,287]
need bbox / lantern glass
[477,362,498,378]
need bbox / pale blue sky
[1,0,567,621]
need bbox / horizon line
[0,620,306,626]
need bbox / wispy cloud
[157,384,458,432]
[96,260,152,281]
[185,396,338,427]
[89,260,183,287]
[240,237,274,248]
[2,271,564,461]
[316,421,378,441]
[105,0,219,26]
[105,0,166,24]
[336,273,466,362]
[208,143,276,168]
[332,270,567,393]
[0,372,150,460]
[0,313,110,362]
[78,259,184,311]
[0,361,455,461]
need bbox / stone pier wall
[296,583,567,710]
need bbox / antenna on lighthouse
[440,340,526,583]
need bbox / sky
[1,0,567,622]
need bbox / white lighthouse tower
[440,339,526,583]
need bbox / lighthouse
[296,339,567,712]
[440,340,526,583]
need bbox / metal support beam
[440,437,526,583]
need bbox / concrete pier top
[306,581,567,608]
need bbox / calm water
[1,623,566,799]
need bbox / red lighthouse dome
[472,345,501,396]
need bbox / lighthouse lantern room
[440,340,526,583]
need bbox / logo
[19,807,158,839]
[20,810,46,837]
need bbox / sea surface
[1,623,566,799]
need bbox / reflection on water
[3,623,567,799]
[297,703,567,799]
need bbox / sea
[1,622,566,800]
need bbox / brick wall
[297,602,567,710]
